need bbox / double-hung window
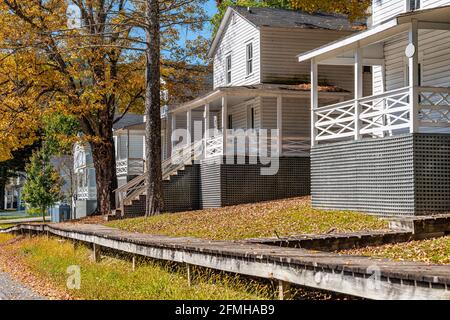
[226,54,232,84]
[407,0,420,11]
[246,42,253,76]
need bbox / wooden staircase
[111,140,203,218]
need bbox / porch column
[221,96,228,153]
[186,108,192,145]
[311,59,318,147]
[277,95,282,155]
[171,113,177,152]
[408,19,419,133]
[354,47,363,140]
[204,104,210,157]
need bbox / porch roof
[297,5,450,64]
[171,83,349,113]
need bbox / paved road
[0,271,46,300]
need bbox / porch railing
[116,158,145,176]
[114,139,203,214]
[77,186,97,201]
[313,86,450,143]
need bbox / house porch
[299,6,450,216]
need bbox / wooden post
[92,243,101,263]
[187,108,192,145]
[132,255,136,272]
[278,280,291,300]
[204,104,210,158]
[409,19,419,133]
[354,47,363,140]
[171,113,177,153]
[186,263,192,287]
[222,96,228,154]
[311,59,318,147]
[276,96,282,156]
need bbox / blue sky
[180,0,218,42]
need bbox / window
[407,0,420,11]
[249,107,255,129]
[246,42,253,76]
[226,54,232,84]
[363,66,372,74]
[228,114,233,129]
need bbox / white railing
[205,134,223,158]
[418,87,450,128]
[116,158,145,176]
[77,186,97,200]
[314,86,450,144]
[282,136,310,156]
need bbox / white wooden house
[74,114,146,217]
[298,0,450,215]
[114,7,367,216]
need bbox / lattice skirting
[200,156,311,208]
[311,133,450,216]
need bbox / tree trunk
[91,136,118,216]
[144,0,164,216]
[42,206,46,223]
[0,179,5,211]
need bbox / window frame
[225,54,232,85]
[406,0,421,11]
[246,42,253,76]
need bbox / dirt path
[0,270,46,300]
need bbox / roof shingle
[232,6,365,31]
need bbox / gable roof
[208,6,365,58]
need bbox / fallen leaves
[106,197,388,240]
[341,236,450,265]
[0,236,73,300]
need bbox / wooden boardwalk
[2,223,450,300]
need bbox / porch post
[408,19,419,133]
[204,104,210,157]
[276,95,282,155]
[222,96,228,154]
[311,59,318,147]
[354,47,363,140]
[171,113,177,152]
[186,108,192,145]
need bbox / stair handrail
[114,139,204,215]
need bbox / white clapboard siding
[229,98,260,129]
[260,97,309,137]
[260,28,371,94]
[380,29,450,93]
[129,134,144,159]
[372,0,450,26]
[213,12,261,89]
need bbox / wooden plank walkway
[2,223,450,300]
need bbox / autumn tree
[212,0,371,33]
[0,0,208,215]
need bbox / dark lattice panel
[414,134,450,214]
[204,156,310,207]
[312,133,450,216]
[311,134,415,216]
[163,164,201,212]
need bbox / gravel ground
[0,271,46,300]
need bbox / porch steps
[110,163,196,219]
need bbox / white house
[298,0,450,215]
[114,7,368,216]
[74,114,146,217]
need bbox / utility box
[50,204,72,223]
